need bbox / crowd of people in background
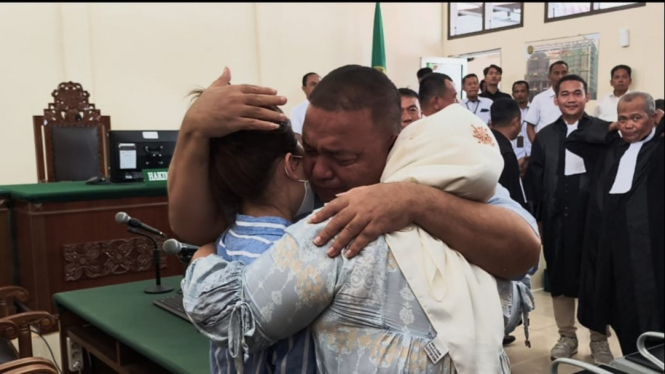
[398,62,663,365]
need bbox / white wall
[1,3,663,185]
[442,2,665,114]
[0,3,443,185]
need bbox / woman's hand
[182,67,289,139]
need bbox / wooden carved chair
[0,357,58,374]
[0,287,57,368]
[33,82,111,183]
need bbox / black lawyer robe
[492,129,529,211]
[525,114,608,297]
[566,118,664,353]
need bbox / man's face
[302,106,394,202]
[400,96,421,128]
[617,98,657,143]
[303,75,321,100]
[512,83,529,104]
[554,80,588,118]
[611,68,632,94]
[485,67,502,86]
[549,64,569,87]
[463,77,479,98]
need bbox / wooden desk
[1,182,184,314]
[54,277,209,374]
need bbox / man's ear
[554,96,560,107]
[584,92,590,104]
[301,86,307,95]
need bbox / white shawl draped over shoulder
[381,104,505,373]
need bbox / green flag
[372,3,386,73]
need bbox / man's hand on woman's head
[309,183,417,259]
[183,67,289,138]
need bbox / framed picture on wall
[524,33,600,101]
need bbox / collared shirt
[289,100,309,134]
[479,88,512,102]
[512,105,532,159]
[462,96,493,125]
[209,214,317,374]
[593,91,630,122]
[183,186,538,373]
[524,88,561,133]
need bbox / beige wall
[0,3,443,185]
[1,3,663,185]
[443,2,665,112]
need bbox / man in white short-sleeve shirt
[593,64,632,122]
[461,73,493,125]
[289,72,321,135]
[525,61,569,143]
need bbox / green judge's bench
[0,181,184,313]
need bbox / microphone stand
[127,227,174,294]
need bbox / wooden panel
[14,196,183,313]
[0,198,10,285]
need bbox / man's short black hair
[398,88,419,100]
[483,64,502,77]
[656,99,665,111]
[309,65,401,134]
[462,73,478,86]
[417,67,433,80]
[490,98,521,128]
[302,72,318,87]
[419,73,452,107]
[554,74,588,95]
[512,80,530,92]
[611,64,632,79]
[549,61,569,75]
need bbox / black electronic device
[86,176,110,185]
[108,130,178,183]
[154,294,189,322]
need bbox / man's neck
[517,101,528,110]
[486,85,499,94]
[613,89,628,97]
[562,114,583,125]
[494,127,514,141]
[467,94,478,102]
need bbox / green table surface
[53,276,209,374]
[0,181,166,203]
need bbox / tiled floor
[21,290,623,373]
[506,290,623,374]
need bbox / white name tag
[425,336,448,364]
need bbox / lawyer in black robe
[525,113,609,297]
[566,116,664,354]
[492,128,528,211]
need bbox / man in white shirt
[525,61,569,143]
[511,80,532,176]
[462,73,493,125]
[593,64,632,122]
[289,72,321,135]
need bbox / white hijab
[381,103,505,373]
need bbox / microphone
[115,212,165,237]
[163,239,199,255]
